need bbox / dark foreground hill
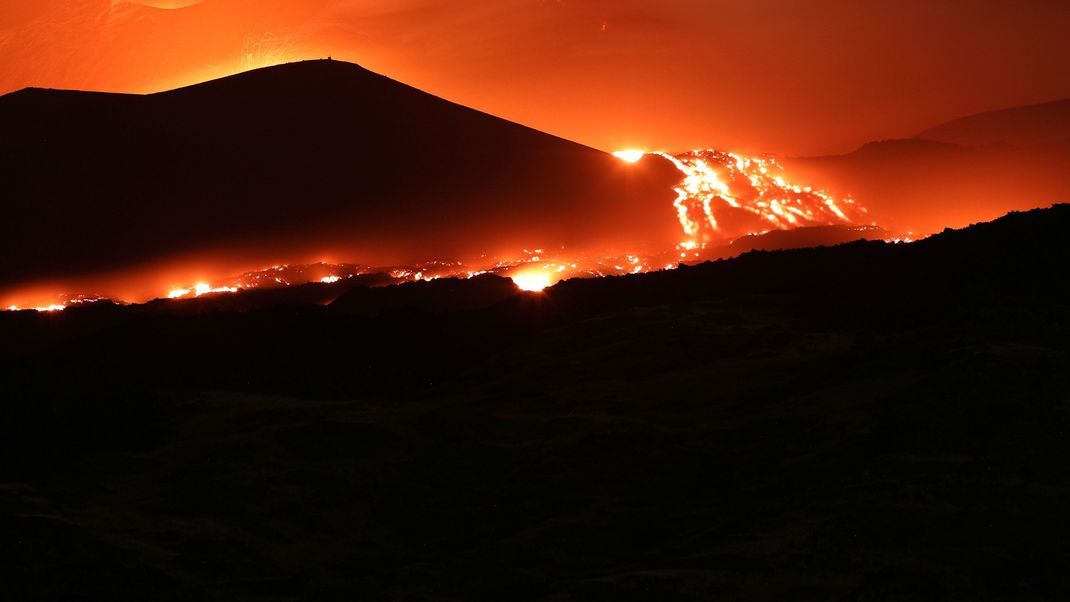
[2,206,1070,600]
[0,59,679,292]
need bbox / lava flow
[618,149,866,244]
[2,149,880,311]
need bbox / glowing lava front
[167,282,239,299]
[511,271,552,292]
[644,149,866,244]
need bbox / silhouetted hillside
[919,98,1070,147]
[839,137,963,158]
[1,206,1068,600]
[786,124,1070,235]
[713,224,890,257]
[784,99,1070,235]
[140,271,400,314]
[0,59,680,292]
[330,273,519,315]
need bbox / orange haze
[3,0,1069,156]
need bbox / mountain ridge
[918,97,1070,147]
[783,96,1070,235]
[0,59,681,294]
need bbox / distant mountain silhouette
[829,138,963,159]
[0,60,680,291]
[919,98,1070,147]
[785,99,1070,236]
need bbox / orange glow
[512,271,552,292]
[2,2,1067,156]
[123,1,205,8]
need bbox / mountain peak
[0,59,681,292]
[918,98,1070,147]
[155,58,404,98]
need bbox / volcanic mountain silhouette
[0,59,680,291]
[918,97,1070,147]
[784,98,1070,235]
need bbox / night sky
[4,0,1069,155]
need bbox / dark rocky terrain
[2,205,1069,600]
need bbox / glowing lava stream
[167,283,239,299]
[617,149,865,245]
[3,148,881,310]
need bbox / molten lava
[511,271,552,292]
[1,148,879,310]
[167,283,240,299]
[630,150,867,245]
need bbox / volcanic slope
[0,59,680,290]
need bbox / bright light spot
[167,288,191,299]
[320,275,341,284]
[613,149,646,163]
[512,271,551,292]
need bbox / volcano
[0,59,680,299]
